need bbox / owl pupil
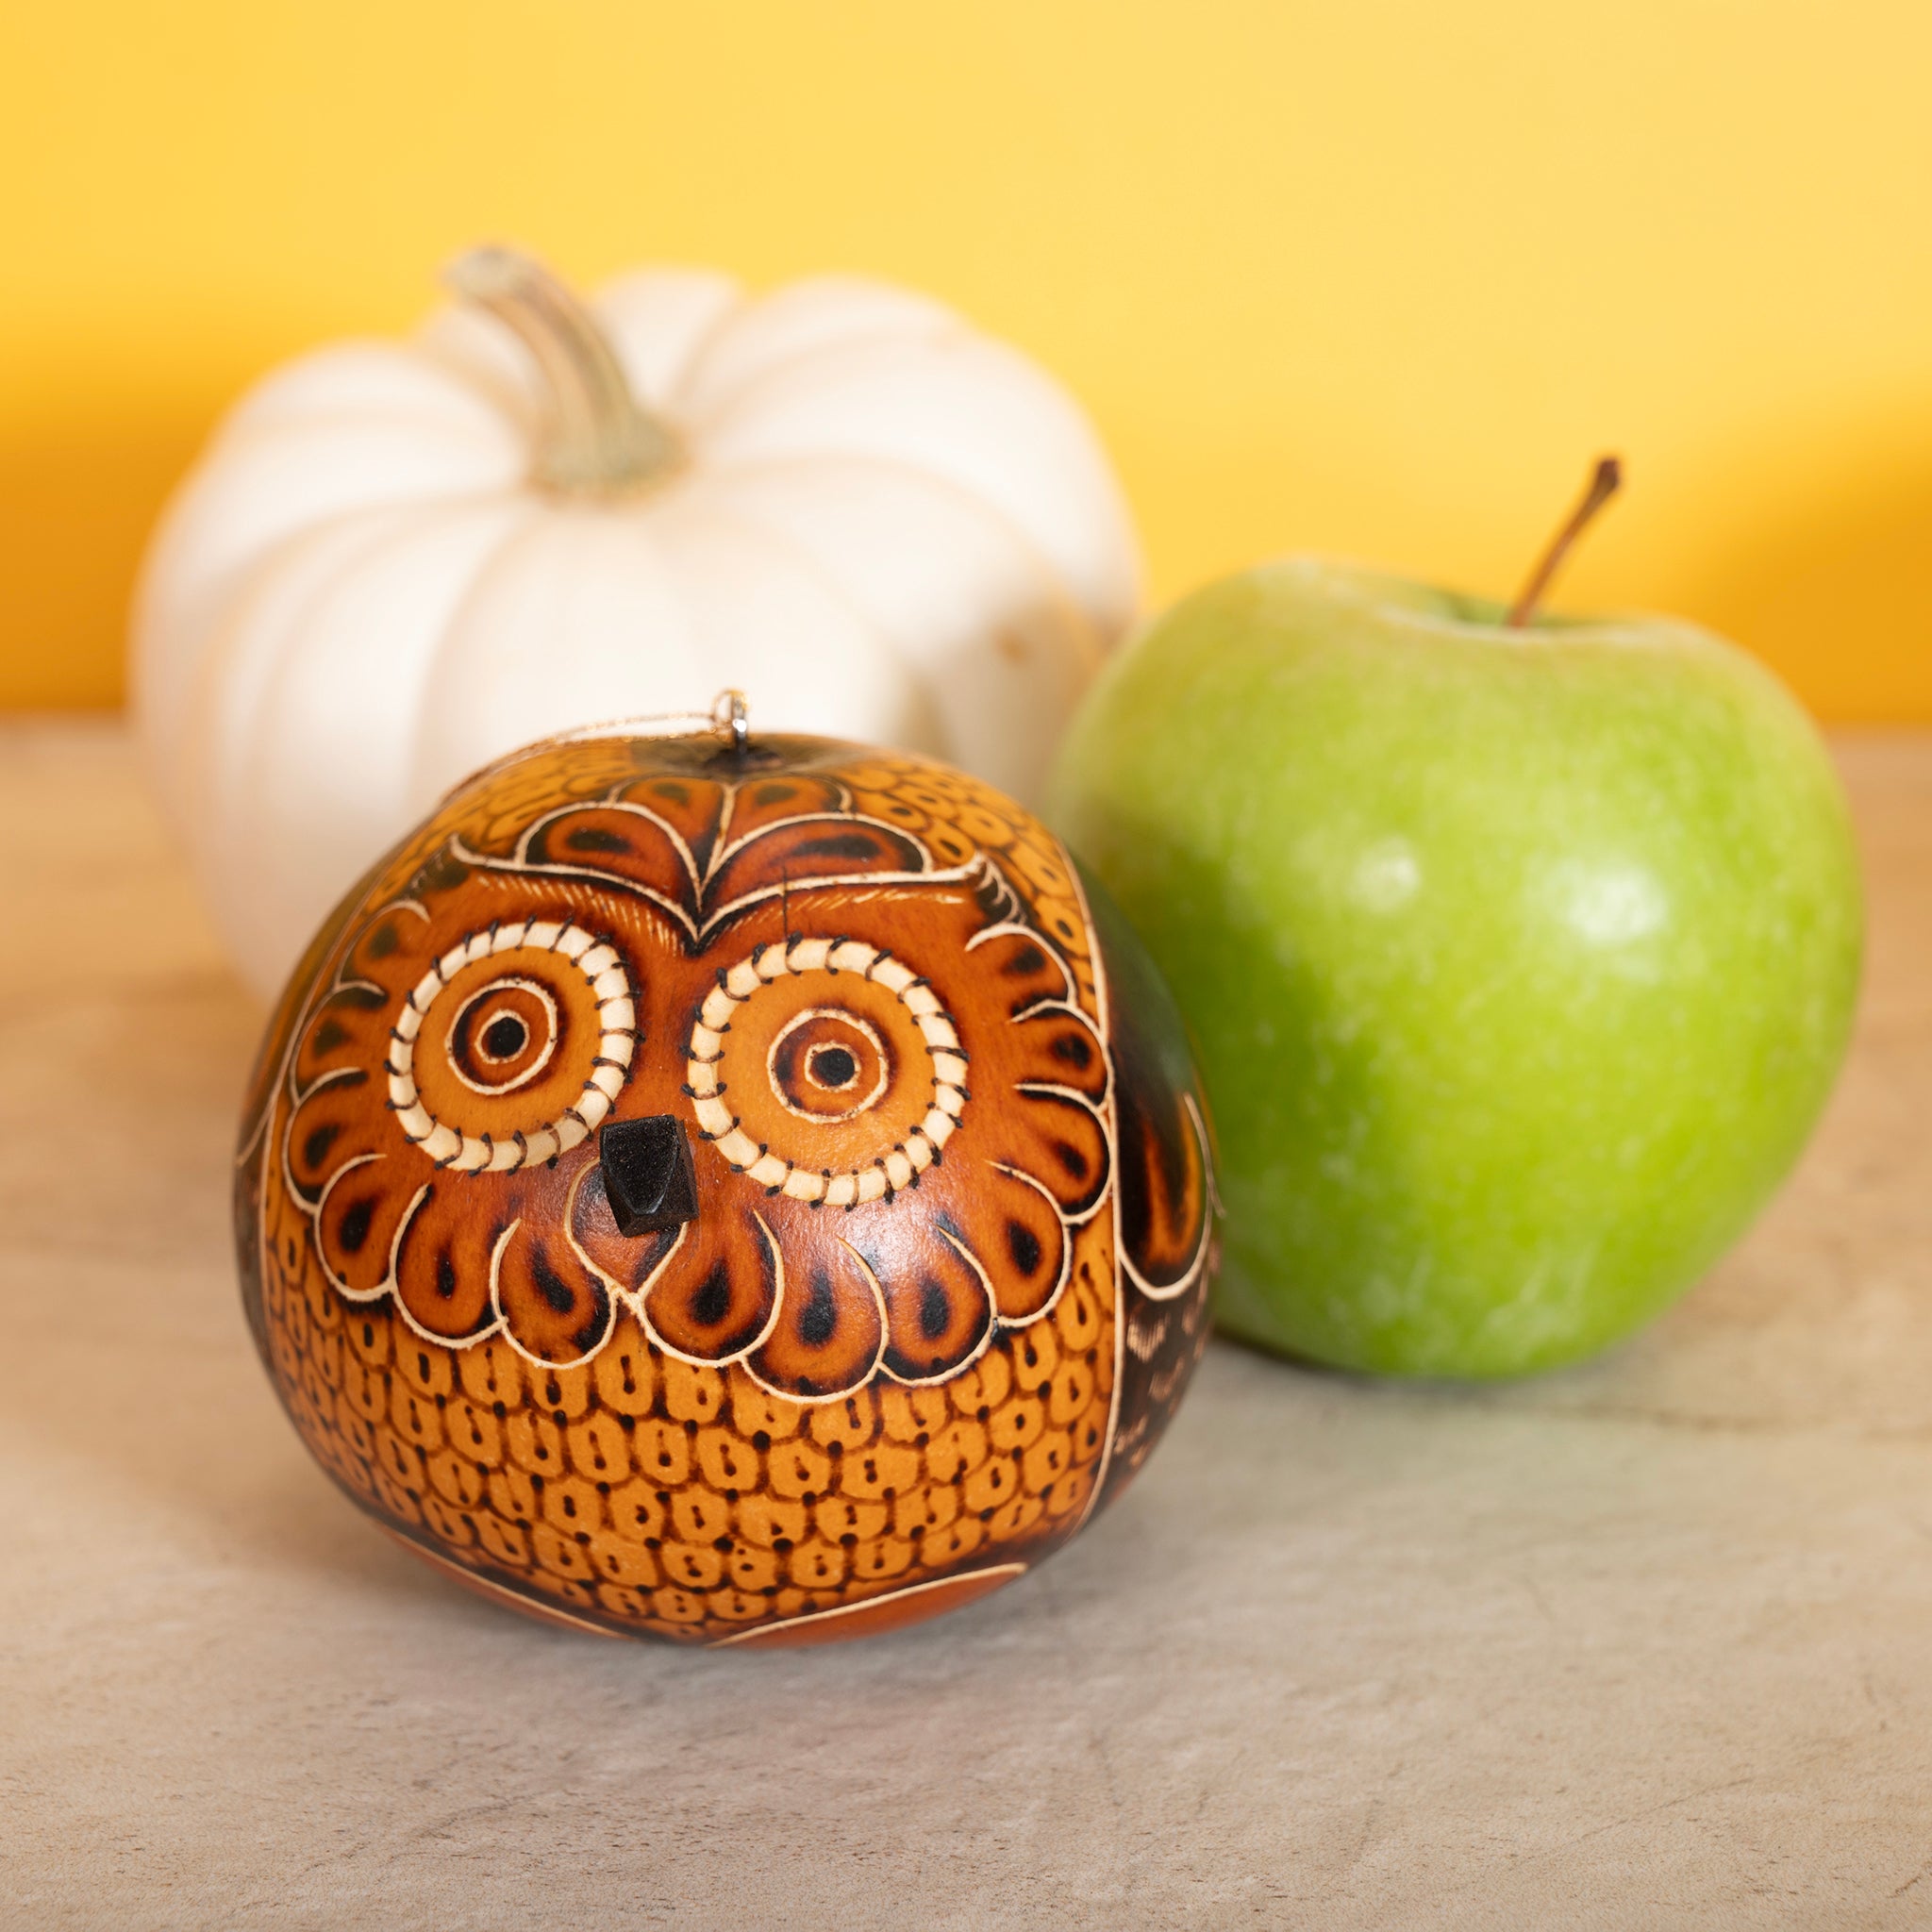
[482,1014,527,1058]
[811,1046,857,1088]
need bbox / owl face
[243,733,1215,1643]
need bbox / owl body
[238,730,1216,1645]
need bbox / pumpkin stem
[444,245,684,498]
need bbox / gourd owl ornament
[236,706,1219,1645]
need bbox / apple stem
[1506,456,1624,628]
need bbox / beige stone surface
[4,718,1932,1930]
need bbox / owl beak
[599,1115,700,1237]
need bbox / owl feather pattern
[236,731,1217,1646]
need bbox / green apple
[1049,558,1862,1377]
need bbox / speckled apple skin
[1049,558,1863,1377]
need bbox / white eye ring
[685,937,968,1207]
[385,921,636,1174]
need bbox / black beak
[599,1115,700,1237]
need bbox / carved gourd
[236,724,1215,1646]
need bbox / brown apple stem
[1506,455,1624,627]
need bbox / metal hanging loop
[712,689,750,754]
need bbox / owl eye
[444,977,558,1096]
[807,1044,858,1091]
[385,922,637,1174]
[480,1013,527,1059]
[685,939,968,1209]
[768,1009,889,1123]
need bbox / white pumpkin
[132,247,1141,1002]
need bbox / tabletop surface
[5,719,1931,1931]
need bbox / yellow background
[4,1,1930,714]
